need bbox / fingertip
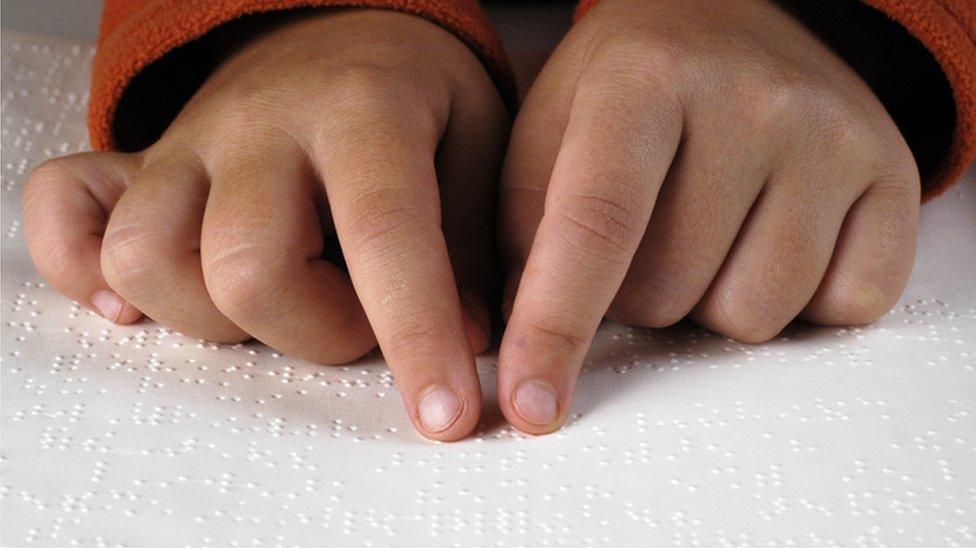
[496,322,581,436]
[90,288,142,324]
[417,384,463,433]
[115,302,144,325]
[506,377,564,435]
[461,312,491,356]
[414,383,481,442]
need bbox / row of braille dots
[16,401,86,423]
[37,424,112,452]
[21,519,113,546]
[59,329,406,398]
[187,508,577,544]
[202,413,390,442]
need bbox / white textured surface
[2,32,976,546]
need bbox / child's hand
[22,9,508,440]
[497,0,920,433]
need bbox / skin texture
[21,9,509,442]
[23,0,921,441]
[496,0,920,435]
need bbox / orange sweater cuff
[575,0,976,201]
[89,0,516,151]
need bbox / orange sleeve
[575,0,976,201]
[89,0,515,151]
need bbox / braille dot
[2,33,975,548]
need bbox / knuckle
[731,70,799,129]
[874,174,921,207]
[816,258,909,326]
[811,102,869,156]
[211,85,285,134]
[204,243,288,319]
[599,36,681,79]
[704,230,829,342]
[213,107,288,146]
[821,278,897,325]
[523,316,589,351]
[384,320,447,355]
[585,43,683,124]
[732,63,840,133]
[555,193,644,264]
[886,129,921,172]
[877,158,922,201]
[341,190,435,252]
[706,290,788,344]
[327,64,406,112]
[100,224,170,291]
[733,67,864,152]
[323,65,439,144]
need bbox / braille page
[2,31,974,546]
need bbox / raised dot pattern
[1,31,975,546]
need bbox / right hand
[21,8,510,441]
[495,0,919,435]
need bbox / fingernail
[91,289,124,322]
[418,384,463,434]
[512,379,559,425]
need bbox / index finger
[316,104,482,442]
[499,63,683,434]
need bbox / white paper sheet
[2,31,974,546]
